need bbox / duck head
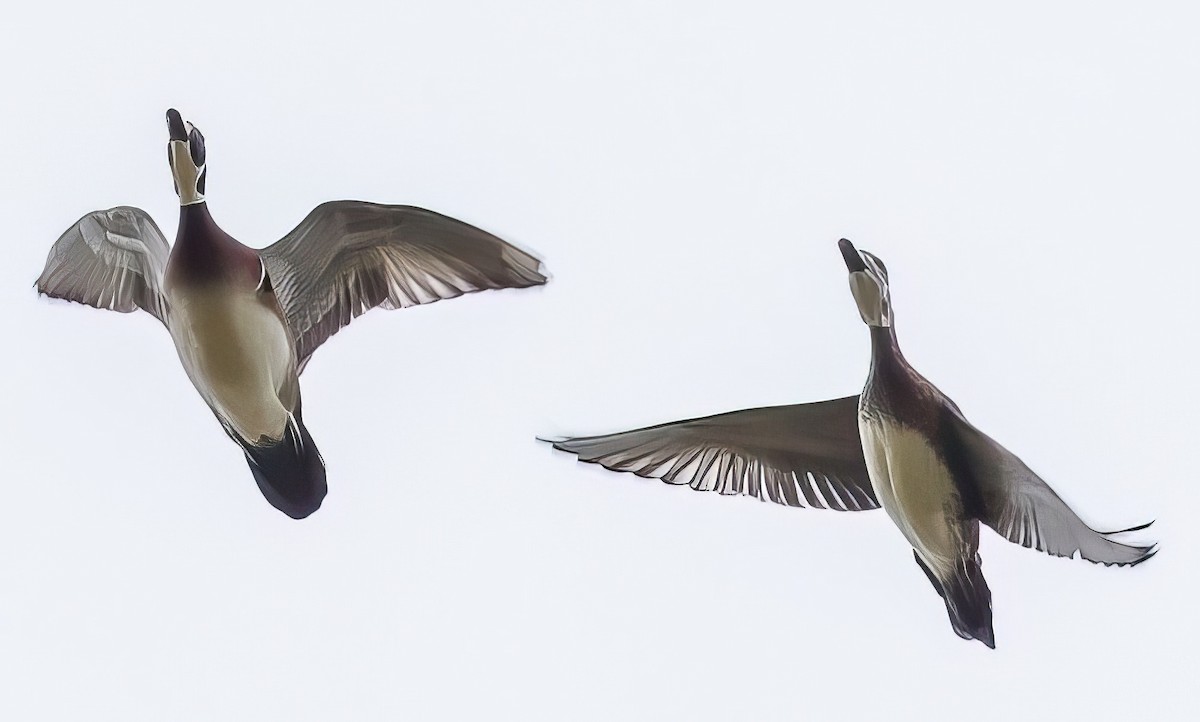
[839,238,892,327]
[166,108,206,205]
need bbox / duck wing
[542,396,878,511]
[35,206,170,323]
[944,410,1156,565]
[259,201,546,372]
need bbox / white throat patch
[849,271,892,327]
[168,140,206,205]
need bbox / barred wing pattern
[545,397,879,511]
[260,201,547,370]
[949,415,1156,566]
[36,206,171,323]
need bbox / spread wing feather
[947,413,1156,566]
[260,201,546,370]
[544,397,878,511]
[35,206,170,323]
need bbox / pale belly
[166,286,295,443]
[858,413,966,576]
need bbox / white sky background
[1,1,1196,719]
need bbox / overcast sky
[2,2,1195,719]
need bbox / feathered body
[544,239,1154,647]
[858,325,993,646]
[36,109,546,517]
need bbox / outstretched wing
[259,201,547,371]
[36,206,171,323]
[544,397,878,511]
[947,413,1156,566]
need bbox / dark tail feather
[244,414,327,519]
[913,551,995,649]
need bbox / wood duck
[542,238,1154,648]
[37,109,547,518]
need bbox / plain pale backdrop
[1,1,1195,720]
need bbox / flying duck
[542,238,1154,648]
[37,109,547,518]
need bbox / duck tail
[913,550,995,649]
[243,411,327,519]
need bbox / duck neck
[176,201,218,240]
[868,324,907,379]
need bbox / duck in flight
[37,109,547,519]
[542,238,1154,648]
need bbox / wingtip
[1098,519,1155,535]
[499,243,550,287]
[1129,545,1159,567]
